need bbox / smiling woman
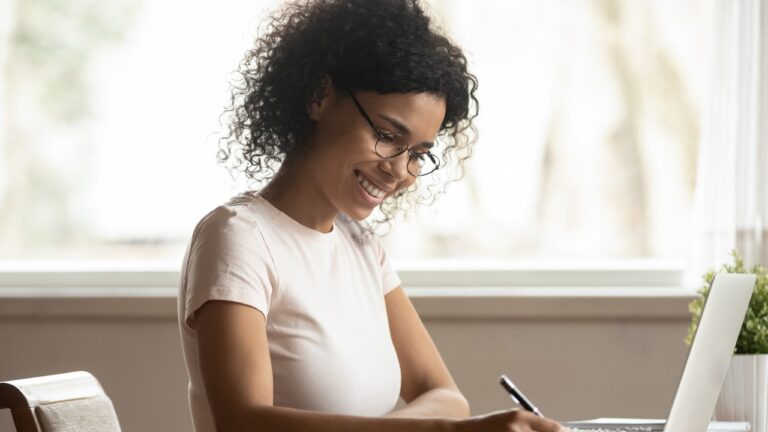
[177,1,568,432]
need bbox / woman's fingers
[509,410,568,432]
[457,409,569,432]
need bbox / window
[0,0,710,268]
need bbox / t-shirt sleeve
[182,205,276,328]
[373,235,401,295]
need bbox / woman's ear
[308,75,335,121]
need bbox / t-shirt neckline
[247,192,340,245]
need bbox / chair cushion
[35,395,122,432]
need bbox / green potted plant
[687,250,768,431]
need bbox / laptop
[564,272,756,432]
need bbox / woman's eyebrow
[377,114,411,136]
[376,114,435,149]
[412,141,434,151]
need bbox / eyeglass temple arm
[345,90,381,134]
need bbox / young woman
[178,1,567,431]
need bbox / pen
[499,374,543,417]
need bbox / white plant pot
[714,354,768,431]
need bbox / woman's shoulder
[192,192,266,240]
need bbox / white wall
[0,289,692,431]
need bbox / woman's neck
[259,155,337,233]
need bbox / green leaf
[687,250,768,354]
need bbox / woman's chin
[344,208,375,221]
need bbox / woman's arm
[194,300,454,432]
[383,286,471,419]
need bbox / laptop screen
[663,273,755,432]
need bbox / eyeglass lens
[374,136,439,177]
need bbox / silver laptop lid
[664,272,756,432]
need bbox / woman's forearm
[220,404,454,432]
[385,388,470,420]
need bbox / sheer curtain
[0,0,15,208]
[688,0,768,284]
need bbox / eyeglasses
[347,91,440,177]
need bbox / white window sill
[0,259,686,287]
[0,260,696,320]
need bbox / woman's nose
[378,151,411,181]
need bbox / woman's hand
[451,409,569,432]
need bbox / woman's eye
[409,152,427,161]
[378,133,396,144]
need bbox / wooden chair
[0,371,122,432]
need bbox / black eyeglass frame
[346,91,441,177]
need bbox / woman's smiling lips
[354,170,393,205]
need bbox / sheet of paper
[563,418,665,429]
[562,419,750,431]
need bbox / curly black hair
[218,0,479,227]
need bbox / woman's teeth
[356,173,385,198]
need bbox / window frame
[0,259,686,291]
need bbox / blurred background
[0,0,710,264]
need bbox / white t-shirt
[178,192,403,432]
